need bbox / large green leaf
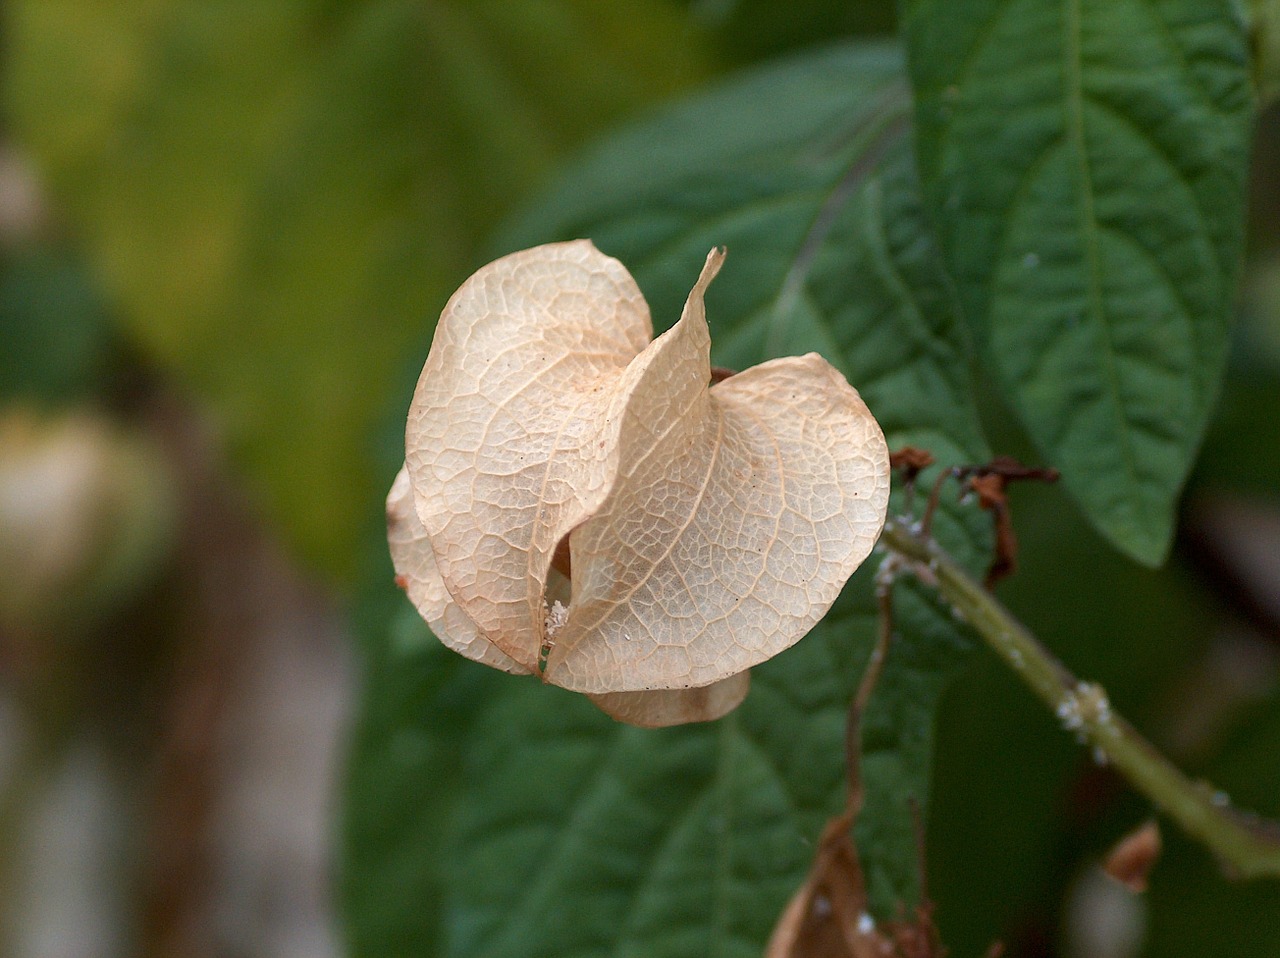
[900,0,1255,565]
[342,42,992,956]
[5,0,706,579]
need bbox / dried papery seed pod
[388,241,889,726]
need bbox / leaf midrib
[1062,0,1143,514]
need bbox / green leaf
[0,246,115,405]
[684,0,898,62]
[900,0,1255,565]
[439,591,968,958]
[1248,0,1280,104]
[342,41,992,956]
[5,0,707,580]
[341,597,509,954]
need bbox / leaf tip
[1083,497,1176,569]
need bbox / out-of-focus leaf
[685,0,896,61]
[5,0,707,579]
[1250,0,1280,104]
[0,247,113,404]
[1193,368,1280,499]
[900,0,1255,565]
[343,41,991,956]
[1145,692,1280,957]
[1187,251,1280,498]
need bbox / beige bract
[387,240,889,727]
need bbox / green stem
[881,516,1280,879]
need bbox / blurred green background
[1,1,1277,956]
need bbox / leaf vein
[1063,0,1142,499]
